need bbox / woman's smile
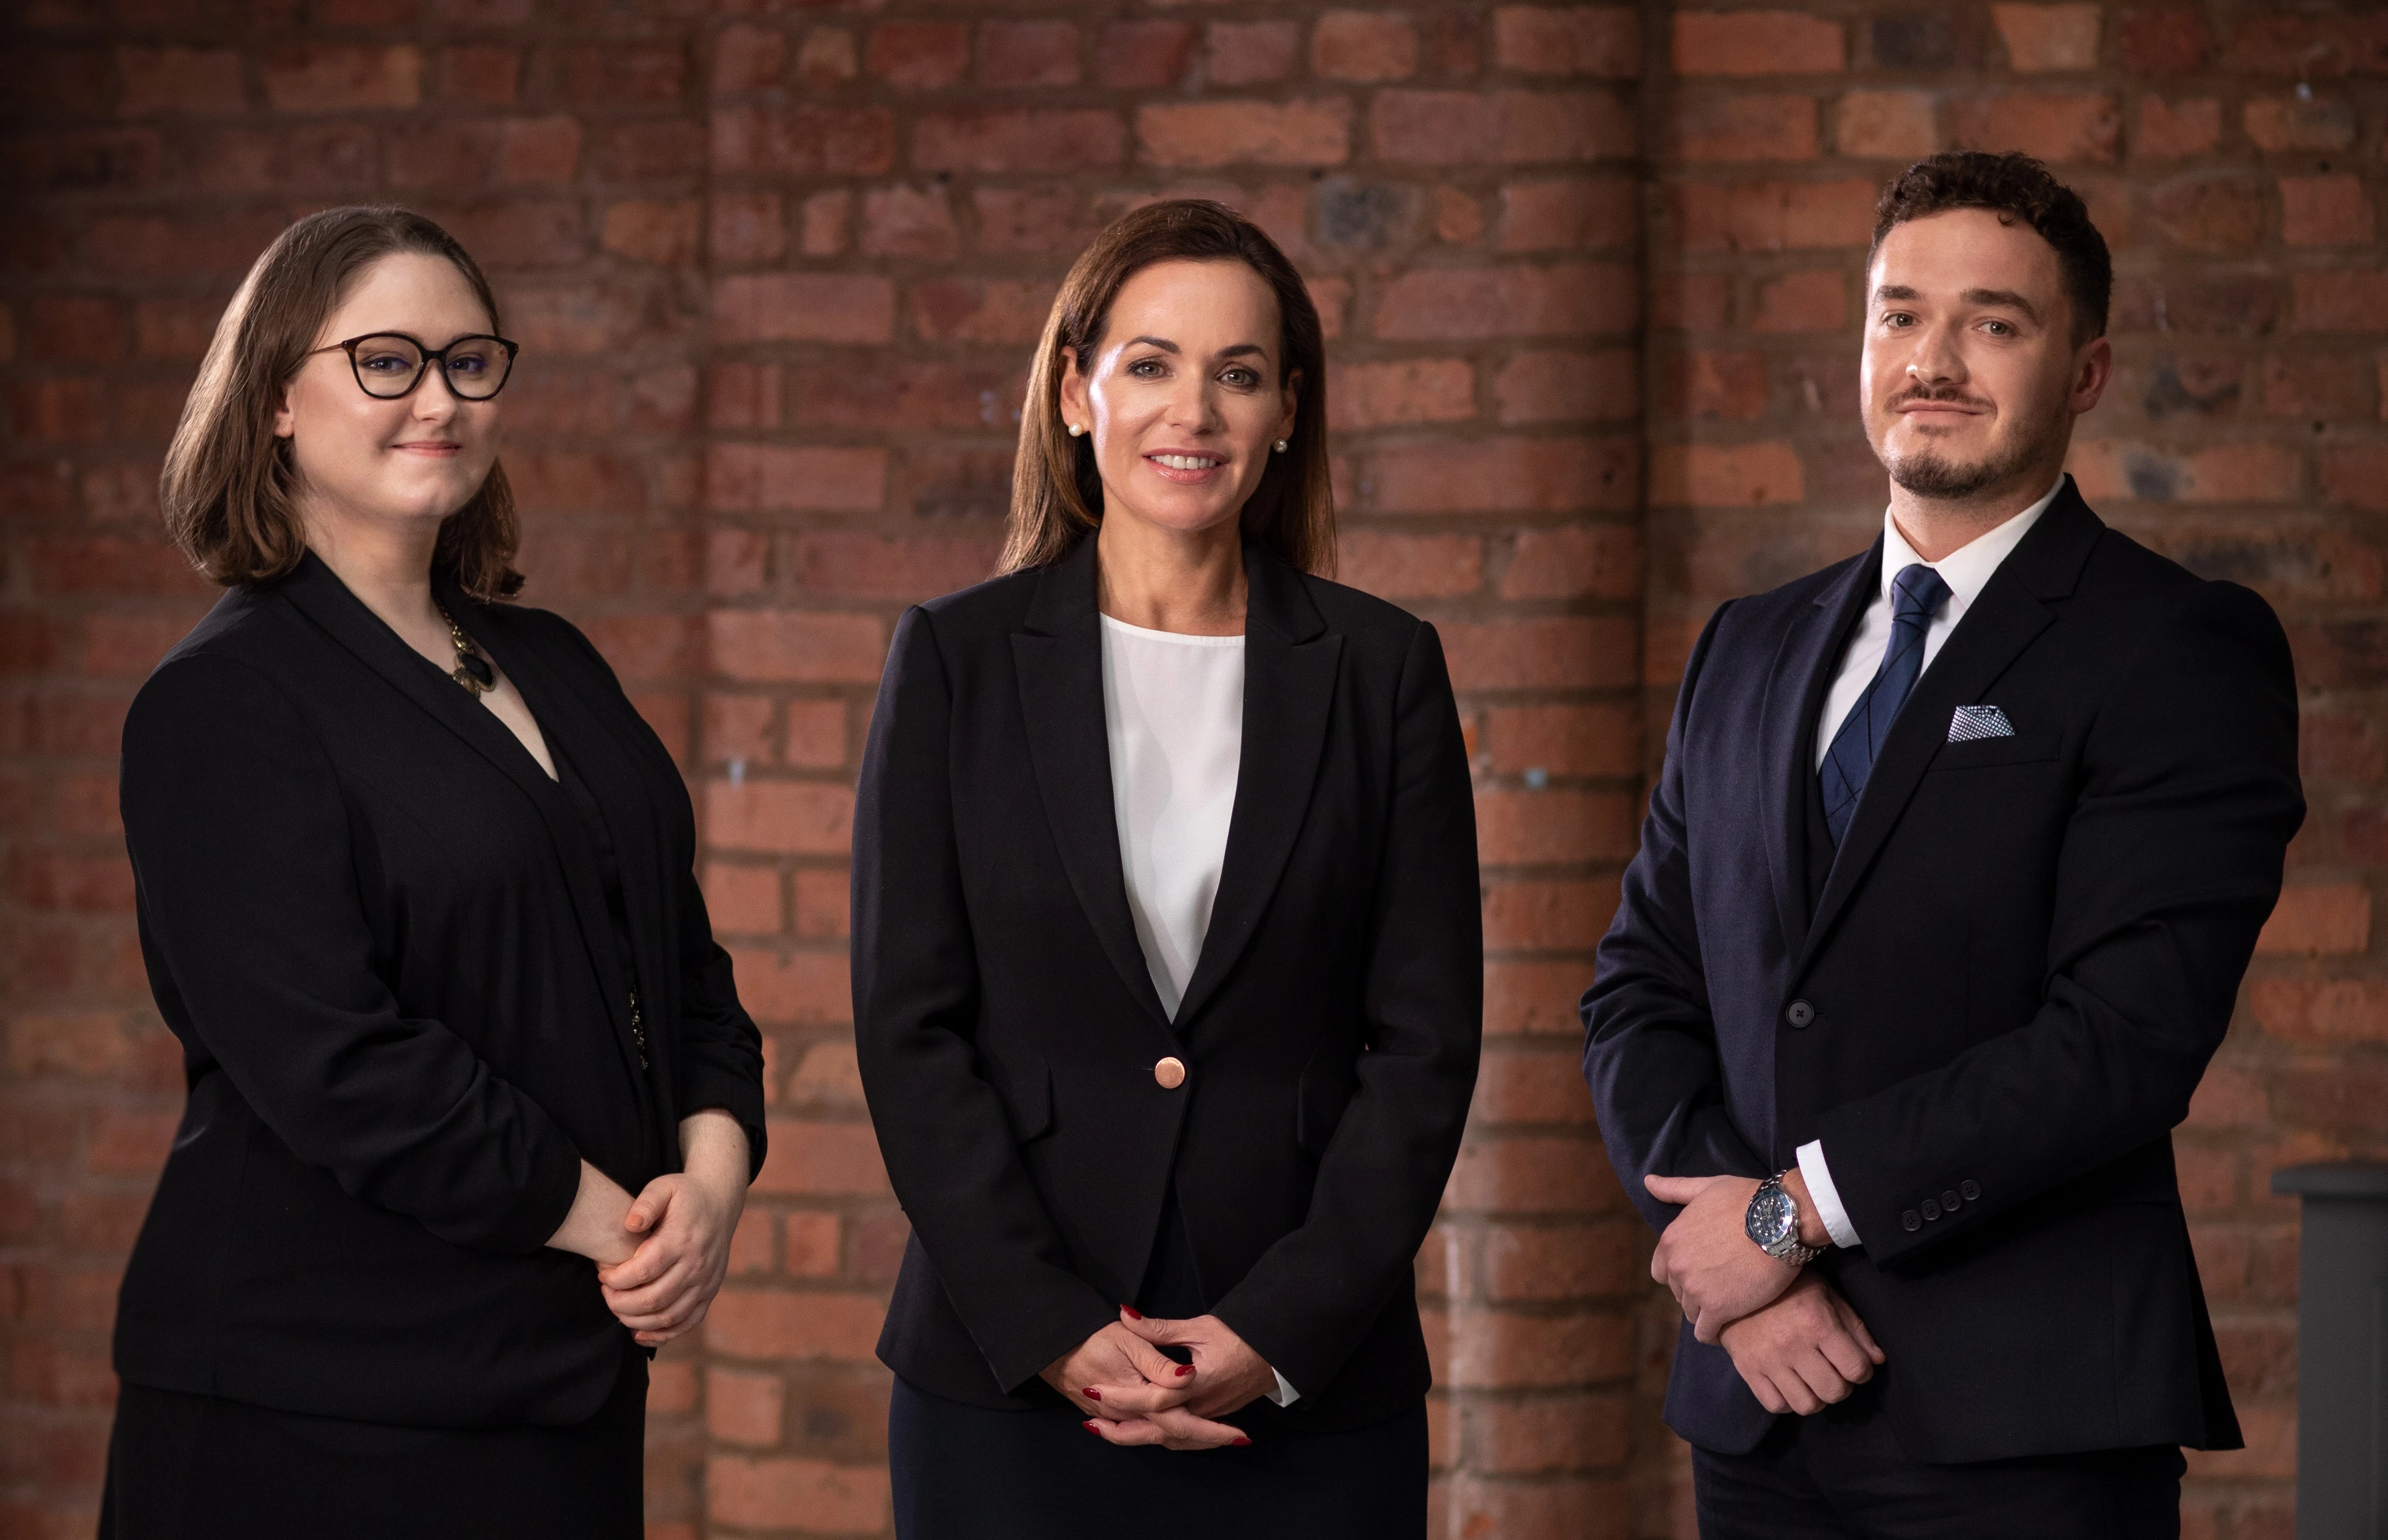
[1146,449,1228,482]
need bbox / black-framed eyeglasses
[306,332,520,401]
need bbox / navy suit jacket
[1583,483,2302,1462]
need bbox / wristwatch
[1745,1172,1824,1266]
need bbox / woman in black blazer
[854,201,1481,1536]
[101,207,764,1539]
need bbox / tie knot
[1891,563,1950,623]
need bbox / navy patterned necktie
[1819,563,1953,846]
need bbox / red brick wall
[3,4,2382,1539]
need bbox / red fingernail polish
[1231,1436,1252,1447]
[1120,1304,1143,1320]
[1082,1420,1102,1436]
[1175,1365,1193,1377]
[1082,1388,1100,1401]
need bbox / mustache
[1889,385,1994,412]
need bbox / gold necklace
[438,605,497,696]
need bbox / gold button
[1153,1057,1186,1090]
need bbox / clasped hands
[595,1164,741,1347]
[550,1110,749,1348]
[1645,1173,1885,1417]
[1040,1309,1278,1450]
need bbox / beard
[1879,394,2068,501]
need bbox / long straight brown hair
[160,206,526,600]
[999,200,1335,577]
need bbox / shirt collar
[1879,473,2068,605]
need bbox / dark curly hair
[1870,151,2111,344]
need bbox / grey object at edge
[2270,1162,2388,1538]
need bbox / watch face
[1746,1186,1795,1249]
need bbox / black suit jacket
[851,537,1481,1429]
[113,552,766,1428]
[1584,482,2302,1462]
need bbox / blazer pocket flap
[1296,1048,1361,1158]
[999,1060,1053,1144]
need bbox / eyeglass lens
[351,335,512,400]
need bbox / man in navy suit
[1583,152,2303,1536]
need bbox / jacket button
[1960,1179,1980,1201]
[1785,1000,1816,1028]
[1901,1210,1922,1232]
[1153,1057,1187,1090]
[1920,1198,1941,1221]
[1941,1189,1961,1211]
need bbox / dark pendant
[458,651,495,688]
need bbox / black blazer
[852,538,1481,1429]
[1584,482,2303,1462]
[114,552,766,1429]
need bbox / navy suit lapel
[1794,486,2104,982]
[1172,545,1339,1028]
[1011,538,1178,1034]
[1758,545,1879,954]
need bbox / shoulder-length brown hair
[161,206,525,600]
[999,200,1334,577]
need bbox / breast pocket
[1929,730,2060,771]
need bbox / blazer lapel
[1795,487,2104,980]
[1172,545,1340,1028]
[1757,546,1879,954]
[1011,539,1177,1034]
[277,554,556,808]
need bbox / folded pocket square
[1948,704,2015,742]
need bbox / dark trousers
[889,1376,1426,1540]
[99,1341,646,1540]
[1692,1387,2183,1540]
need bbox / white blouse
[1098,614,1244,1019]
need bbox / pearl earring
[1272,439,1289,453]
[1067,423,1085,437]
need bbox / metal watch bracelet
[1748,1171,1825,1266]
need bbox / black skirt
[888,1375,1427,1540]
[98,1341,646,1540]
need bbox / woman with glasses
[99,206,765,1539]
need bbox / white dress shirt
[1794,475,2066,1249]
[1097,614,1298,1407]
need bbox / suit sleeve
[119,653,584,1253]
[1209,620,1483,1398]
[548,611,770,1181]
[851,607,1116,1393]
[1815,580,2303,1266]
[1580,601,1770,1238]
[673,865,769,1181]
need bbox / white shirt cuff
[1266,1369,1299,1407]
[1795,1139,1861,1249]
